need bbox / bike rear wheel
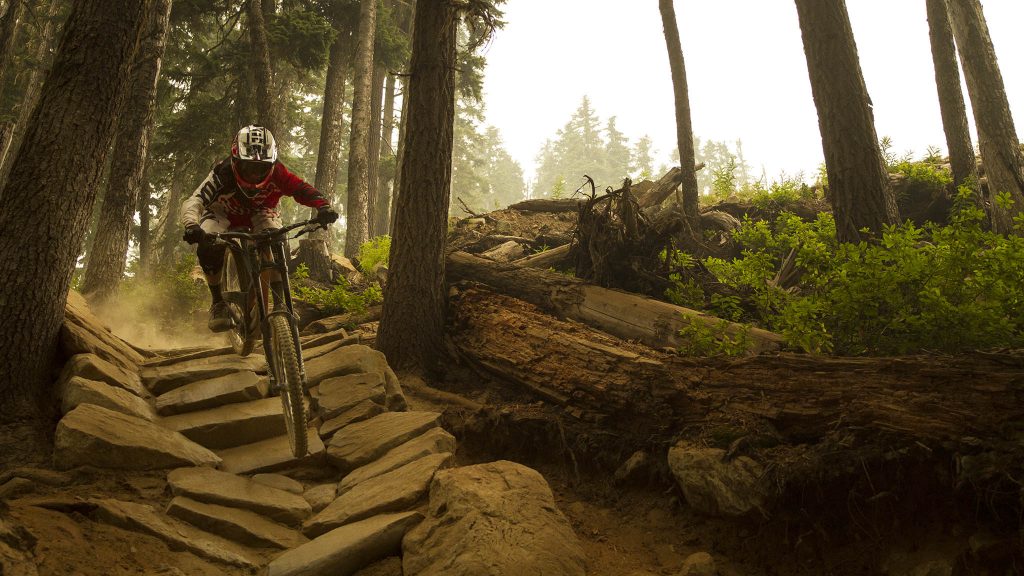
[269,314,308,457]
[222,249,255,357]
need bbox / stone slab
[166,496,308,549]
[144,355,266,396]
[90,498,257,568]
[253,473,304,495]
[161,397,285,449]
[156,371,267,416]
[302,345,407,411]
[218,428,326,475]
[267,512,422,576]
[305,453,451,537]
[54,404,220,470]
[667,443,768,517]
[318,384,386,421]
[326,412,441,473]
[60,353,147,398]
[167,466,312,525]
[339,428,456,494]
[318,372,384,397]
[61,376,157,421]
[402,461,587,576]
[320,399,386,438]
[304,484,337,513]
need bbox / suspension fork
[269,239,307,384]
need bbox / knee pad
[196,243,226,276]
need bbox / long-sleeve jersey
[181,158,328,228]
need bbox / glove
[183,224,206,245]
[316,207,339,226]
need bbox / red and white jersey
[181,158,328,228]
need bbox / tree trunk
[945,0,1024,233]
[157,157,187,269]
[0,0,24,94]
[658,0,700,241]
[794,0,898,243]
[366,61,386,237]
[0,0,60,193]
[926,0,978,193]
[0,0,149,420]
[305,19,352,283]
[390,75,409,234]
[343,0,378,258]
[136,168,152,276]
[447,251,785,353]
[450,285,1024,521]
[80,0,172,302]
[374,70,397,236]
[377,0,456,373]
[248,0,277,135]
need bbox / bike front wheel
[269,314,308,457]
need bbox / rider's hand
[316,207,339,227]
[183,224,206,245]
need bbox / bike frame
[213,219,319,392]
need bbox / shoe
[208,301,234,333]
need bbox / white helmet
[231,125,278,189]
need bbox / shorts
[199,209,283,234]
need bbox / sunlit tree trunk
[0,0,61,193]
[156,156,187,269]
[658,0,700,241]
[366,61,386,237]
[81,0,172,302]
[344,0,378,257]
[794,0,897,243]
[304,16,352,282]
[248,0,277,135]
[0,0,150,421]
[377,0,456,372]
[0,0,24,98]
[926,0,977,194]
[945,0,1024,233]
[375,70,397,236]
[390,76,408,234]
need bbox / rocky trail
[0,293,592,575]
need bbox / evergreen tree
[630,135,655,180]
[602,116,630,186]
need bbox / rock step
[155,371,267,416]
[304,452,452,538]
[314,376,386,421]
[326,411,441,473]
[144,355,266,396]
[339,427,456,495]
[167,466,312,525]
[267,512,423,576]
[303,345,407,411]
[61,376,157,421]
[161,396,289,450]
[90,498,258,568]
[217,428,326,475]
[319,399,385,438]
[60,353,148,399]
[54,404,220,470]
[166,496,308,549]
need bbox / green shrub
[294,278,382,316]
[358,236,391,273]
[694,188,1024,355]
[676,318,753,357]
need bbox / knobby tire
[270,314,308,457]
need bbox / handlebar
[209,218,323,244]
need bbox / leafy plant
[676,317,753,357]
[294,278,382,316]
[358,236,391,274]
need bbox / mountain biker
[181,125,339,332]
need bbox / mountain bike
[209,218,324,457]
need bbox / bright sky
[481,0,1024,190]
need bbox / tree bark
[305,17,353,283]
[945,0,1024,233]
[926,0,978,193]
[374,70,397,236]
[390,75,409,234]
[366,61,386,237]
[794,0,898,243]
[247,0,277,135]
[0,0,60,193]
[80,0,172,302]
[157,156,187,269]
[447,251,785,354]
[377,0,456,373]
[344,0,378,257]
[0,0,149,420]
[658,0,700,241]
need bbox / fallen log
[449,286,1024,526]
[511,244,572,269]
[446,251,785,354]
[507,198,581,213]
